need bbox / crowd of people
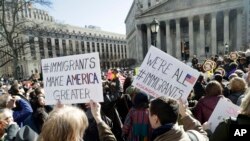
[0,50,250,141]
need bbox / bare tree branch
[0,0,52,79]
[0,59,13,68]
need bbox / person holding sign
[149,96,208,141]
[193,81,231,124]
[38,100,117,141]
[209,89,250,141]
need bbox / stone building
[0,5,127,79]
[125,0,248,63]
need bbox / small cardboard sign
[41,53,103,105]
[208,98,241,132]
[230,52,238,61]
[132,46,200,100]
[203,60,216,72]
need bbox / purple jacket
[193,95,228,124]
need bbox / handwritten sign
[41,53,103,105]
[132,46,200,100]
[208,98,241,132]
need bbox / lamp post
[150,18,160,47]
[224,43,229,55]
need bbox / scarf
[151,123,174,141]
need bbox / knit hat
[133,92,149,108]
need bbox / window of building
[101,43,104,52]
[97,43,100,52]
[81,41,85,53]
[38,37,45,59]
[47,38,53,58]
[121,45,124,53]
[110,44,113,59]
[62,39,67,56]
[69,40,73,55]
[29,36,36,60]
[114,44,116,53]
[92,42,95,52]
[75,41,79,54]
[87,42,90,53]
[106,43,109,59]
[55,39,60,57]
[148,1,151,7]
[102,53,105,59]
[118,45,120,53]
[110,44,113,52]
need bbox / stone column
[188,16,194,57]
[236,8,242,51]
[165,20,172,55]
[65,39,69,55]
[176,19,181,59]
[59,39,63,56]
[78,40,82,54]
[211,12,217,56]
[224,10,230,48]
[51,38,56,58]
[34,37,40,60]
[72,39,76,54]
[136,25,143,63]
[43,38,48,58]
[147,24,151,49]
[119,44,122,59]
[199,14,205,58]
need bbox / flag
[185,74,196,84]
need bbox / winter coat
[210,114,250,141]
[227,92,244,105]
[193,95,229,124]
[97,121,117,141]
[153,115,208,141]
[13,99,33,127]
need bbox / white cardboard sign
[132,46,200,100]
[41,53,103,105]
[208,98,241,132]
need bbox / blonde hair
[0,94,11,108]
[38,105,89,141]
[240,90,250,116]
[229,77,247,93]
[0,108,13,121]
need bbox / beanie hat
[133,92,149,108]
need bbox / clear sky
[38,0,134,34]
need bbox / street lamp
[150,18,160,47]
[224,43,229,55]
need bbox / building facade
[125,0,248,63]
[0,5,127,79]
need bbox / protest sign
[132,46,200,100]
[41,52,103,105]
[208,98,241,132]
